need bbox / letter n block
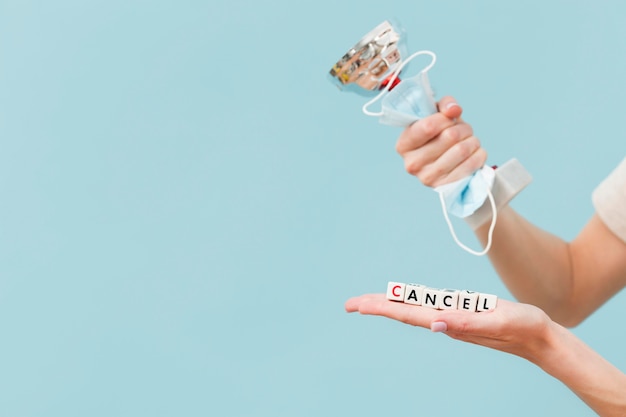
[386,282,406,302]
[422,287,443,309]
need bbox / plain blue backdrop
[1,1,625,416]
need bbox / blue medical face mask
[361,51,497,256]
[435,166,497,256]
[379,72,437,126]
[362,51,438,126]
[435,166,495,218]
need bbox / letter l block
[477,293,498,311]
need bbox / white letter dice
[386,282,406,302]
[386,282,497,312]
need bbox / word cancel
[386,282,498,312]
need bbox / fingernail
[430,321,448,333]
[445,102,459,110]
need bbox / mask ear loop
[362,50,437,117]
[438,184,497,256]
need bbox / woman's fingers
[402,125,485,187]
[437,96,463,119]
[345,294,439,328]
[396,112,459,154]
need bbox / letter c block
[386,281,406,302]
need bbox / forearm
[536,322,626,416]
[475,206,626,325]
[475,205,575,324]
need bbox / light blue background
[1,1,624,416]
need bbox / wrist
[506,310,560,367]
[464,158,532,230]
[525,319,567,369]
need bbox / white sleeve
[464,158,533,230]
[592,157,626,243]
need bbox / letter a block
[386,282,406,302]
[403,283,426,305]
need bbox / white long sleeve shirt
[593,157,626,243]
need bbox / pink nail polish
[430,321,448,332]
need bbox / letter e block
[458,290,479,312]
[477,293,498,311]
[403,283,426,305]
[386,282,406,302]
